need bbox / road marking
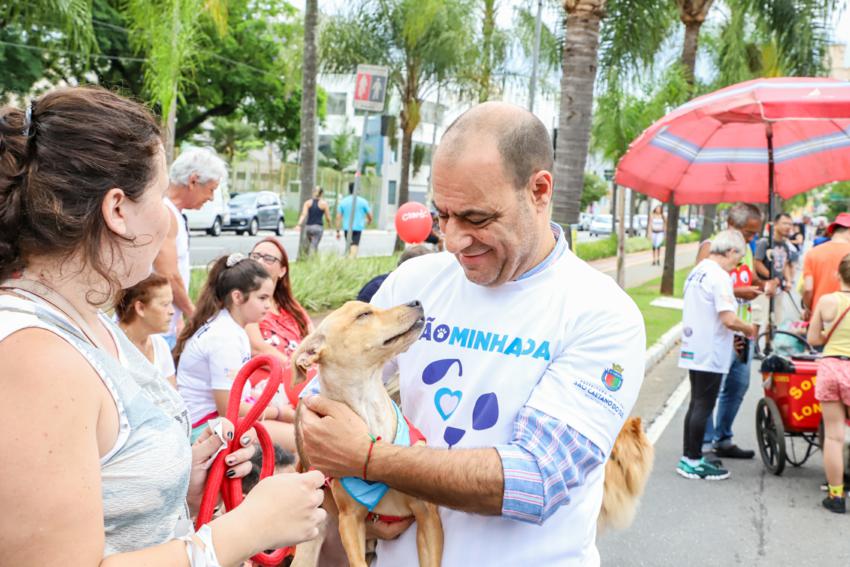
[646,373,690,445]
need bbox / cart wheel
[756,398,786,475]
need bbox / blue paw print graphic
[422,359,499,448]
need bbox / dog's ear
[291,333,325,386]
[629,417,642,432]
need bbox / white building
[317,73,560,229]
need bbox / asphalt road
[597,348,850,566]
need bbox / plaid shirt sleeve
[495,406,605,525]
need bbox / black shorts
[345,230,363,245]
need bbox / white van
[184,178,230,236]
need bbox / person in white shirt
[678,229,757,480]
[154,147,228,347]
[175,253,295,449]
[296,101,646,566]
[115,273,177,387]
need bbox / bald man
[298,102,646,566]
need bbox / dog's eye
[357,311,372,320]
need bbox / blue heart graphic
[434,387,462,421]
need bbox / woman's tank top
[0,292,192,557]
[306,198,324,226]
[651,215,664,232]
[824,292,850,357]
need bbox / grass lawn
[190,253,399,313]
[626,266,691,347]
[191,254,693,348]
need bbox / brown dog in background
[598,416,654,532]
[291,300,442,567]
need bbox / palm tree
[552,0,675,245]
[657,0,714,294]
[552,0,606,241]
[321,0,474,250]
[125,0,228,163]
[1,1,95,53]
[298,0,319,257]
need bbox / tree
[320,0,475,249]
[208,116,261,165]
[581,172,608,210]
[319,126,359,172]
[124,0,229,162]
[474,0,509,102]
[298,0,318,256]
[553,0,675,245]
[658,0,715,295]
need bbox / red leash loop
[195,354,293,566]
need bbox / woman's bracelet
[175,523,222,567]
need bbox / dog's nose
[407,300,422,309]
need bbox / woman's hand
[186,419,256,514]
[240,471,327,548]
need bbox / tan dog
[598,417,654,532]
[291,300,443,567]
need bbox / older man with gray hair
[694,203,776,460]
[679,229,758,480]
[154,146,228,346]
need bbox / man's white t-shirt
[151,333,176,382]
[370,244,645,566]
[679,259,737,373]
[176,309,250,424]
[164,197,191,337]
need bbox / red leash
[194,354,293,566]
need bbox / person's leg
[712,340,755,458]
[684,370,723,459]
[348,231,362,258]
[821,401,847,512]
[679,370,729,479]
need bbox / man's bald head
[437,101,553,190]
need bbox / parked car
[589,214,614,237]
[224,191,285,236]
[579,212,593,231]
[184,180,230,236]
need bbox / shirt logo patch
[681,350,695,360]
[683,327,693,337]
[573,379,624,418]
[601,363,624,391]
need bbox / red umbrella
[615,77,850,205]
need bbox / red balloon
[395,202,432,244]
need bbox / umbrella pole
[766,123,775,349]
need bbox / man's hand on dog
[300,395,372,479]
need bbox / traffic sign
[353,64,389,112]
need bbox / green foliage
[190,254,400,313]
[592,66,690,165]
[598,0,678,82]
[412,144,427,177]
[319,0,474,136]
[582,172,608,210]
[125,0,211,122]
[1,0,96,54]
[208,116,261,164]
[319,123,359,172]
[824,181,850,220]
[0,27,49,97]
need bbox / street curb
[645,322,682,373]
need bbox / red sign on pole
[353,64,389,112]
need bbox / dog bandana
[340,401,426,511]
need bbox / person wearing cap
[803,212,850,319]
